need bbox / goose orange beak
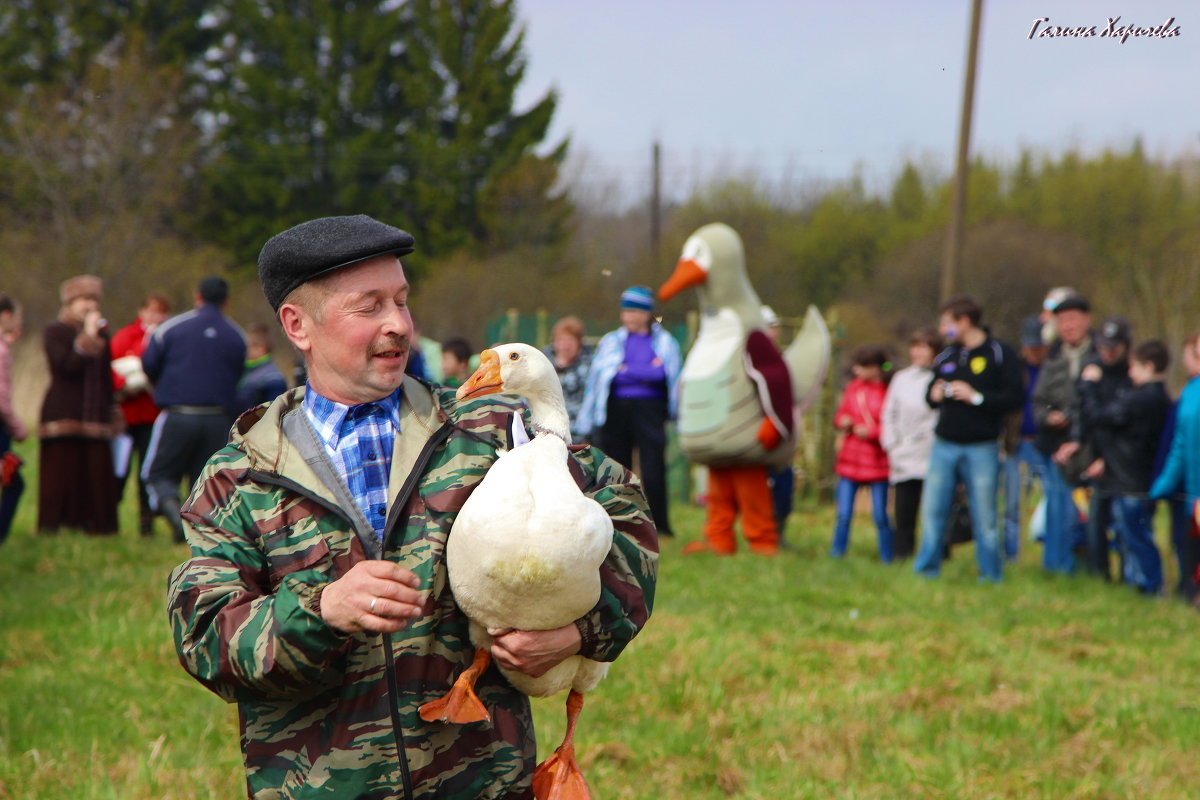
[456,349,503,400]
[658,258,708,301]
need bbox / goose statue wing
[784,305,832,414]
[744,328,795,447]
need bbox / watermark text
[1028,16,1181,42]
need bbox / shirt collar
[304,384,403,449]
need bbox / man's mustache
[370,334,410,356]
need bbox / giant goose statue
[658,222,830,554]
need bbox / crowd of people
[3,271,1197,606]
[0,267,688,550]
[831,289,1200,604]
[0,275,284,543]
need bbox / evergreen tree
[198,0,565,267]
[0,0,218,97]
[393,0,562,255]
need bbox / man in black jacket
[1064,316,1133,579]
[913,295,1025,582]
[1079,340,1171,594]
[142,276,246,541]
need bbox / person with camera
[912,294,1024,582]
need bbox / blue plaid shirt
[303,385,402,541]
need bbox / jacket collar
[234,374,444,512]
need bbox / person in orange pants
[686,465,780,555]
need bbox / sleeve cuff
[574,615,602,660]
[285,574,354,641]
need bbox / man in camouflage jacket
[167,215,658,799]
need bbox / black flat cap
[257,215,415,310]
[1052,293,1090,314]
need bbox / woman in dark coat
[38,274,120,535]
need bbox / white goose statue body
[418,343,613,800]
[659,222,809,470]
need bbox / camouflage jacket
[167,376,659,800]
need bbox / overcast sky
[513,0,1195,202]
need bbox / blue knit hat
[620,286,654,312]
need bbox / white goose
[418,343,613,800]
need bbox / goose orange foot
[532,689,591,800]
[418,648,492,724]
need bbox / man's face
[937,312,960,342]
[287,255,413,405]
[1054,310,1090,346]
[1097,341,1127,366]
[1021,344,1048,366]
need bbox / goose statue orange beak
[456,350,503,400]
[658,258,708,301]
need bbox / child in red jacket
[831,345,895,561]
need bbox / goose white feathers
[418,342,614,799]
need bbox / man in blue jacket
[1151,333,1200,603]
[142,276,246,541]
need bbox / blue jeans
[1110,494,1161,594]
[1086,487,1117,580]
[0,430,22,546]
[831,477,894,562]
[770,465,795,527]
[914,437,1002,581]
[1002,439,1046,560]
[1041,461,1083,575]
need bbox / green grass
[3,437,1200,799]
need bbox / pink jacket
[0,337,27,442]
[833,377,890,483]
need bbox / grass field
[3,439,1200,799]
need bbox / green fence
[484,309,842,507]
[484,308,689,354]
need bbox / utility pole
[650,141,662,264]
[941,0,984,302]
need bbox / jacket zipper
[383,637,415,799]
[378,421,457,799]
[382,422,456,550]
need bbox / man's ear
[278,304,312,354]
